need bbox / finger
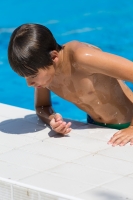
[130,138,133,145]
[110,135,131,146]
[60,122,72,133]
[108,131,123,144]
[50,118,63,129]
[64,122,72,129]
[119,137,131,146]
[59,122,72,132]
[54,122,67,132]
[111,136,128,146]
[54,122,71,135]
[54,113,62,121]
[109,131,121,142]
[64,128,72,134]
[59,127,72,135]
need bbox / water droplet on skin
[98,102,99,104]
[40,112,41,113]
[85,53,92,56]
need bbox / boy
[8,23,133,146]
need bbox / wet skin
[26,41,133,146]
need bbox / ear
[49,50,59,62]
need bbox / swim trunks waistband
[87,115,130,130]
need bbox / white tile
[25,127,57,140]
[129,174,133,178]
[75,124,117,141]
[0,116,11,124]
[0,144,13,154]
[0,149,64,172]
[102,177,133,199]
[20,141,89,162]
[45,131,87,146]
[98,145,133,162]
[20,171,94,196]
[47,163,121,186]
[0,161,37,180]
[46,133,110,153]
[76,186,132,200]
[0,132,38,148]
[1,103,133,199]
[73,154,133,175]
[0,103,35,118]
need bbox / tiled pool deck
[0,103,133,200]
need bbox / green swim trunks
[87,115,130,130]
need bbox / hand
[108,126,133,146]
[50,113,72,135]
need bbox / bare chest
[49,72,132,110]
[48,71,97,104]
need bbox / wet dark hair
[8,23,62,77]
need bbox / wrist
[48,113,56,121]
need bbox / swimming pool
[0,0,133,122]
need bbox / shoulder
[66,40,101,54]
[65,41,102,63]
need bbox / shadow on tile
[0,114,47,134]
[47,118,88,138]
[0,114,99,137]
[48,130,70,138]
[44,118,100,138]
[77,188,131,200]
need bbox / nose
[26,79,35,87]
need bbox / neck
[54,49,64,72]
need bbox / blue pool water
[0,0,133,122]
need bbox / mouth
[36,85,42,88]
[34,77,53,88]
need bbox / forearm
[35,105,56,125]
[130,117,133,126]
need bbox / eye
[31,74,37,78]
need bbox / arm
[35,87,55,125]
[75,47,133,82]
[35,87,71,134]
[75,47,133,146]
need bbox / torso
[48,41,133,124]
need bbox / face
[25,66,55,88]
